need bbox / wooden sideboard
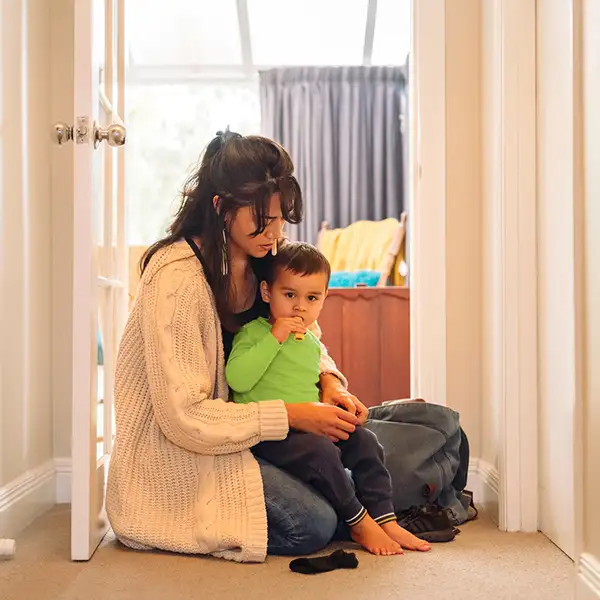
[318,287,410,408]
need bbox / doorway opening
[123,0,413,408]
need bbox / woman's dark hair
[140,130,303,328]
[263,242,331,288]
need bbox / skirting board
[0,460,56,539]
[468,458,500,524]
[55,457,72,504]
[578,553,600,600]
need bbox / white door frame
[408,0,447,406]
[410,0,538,532]
[493,0,539,534]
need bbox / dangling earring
[221,229,229,275]
[272,239,278,256]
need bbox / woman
[106,130,367,562]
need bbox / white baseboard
[0,457,73,538]
[468,457,500,523]
[54,457,72,504]
[578,553,600,599]
[0,460,56,539]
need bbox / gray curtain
[259,66,406,244]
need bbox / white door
[53,0,127,561]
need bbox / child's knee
[352,427,384,454]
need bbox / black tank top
[185,237,270,361]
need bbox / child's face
[260,268,329,327]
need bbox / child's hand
[271,317,307,344]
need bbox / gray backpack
[365,401,471,525]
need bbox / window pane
[248,0,369,66]
[125,81,261,245]
[127,0,243,66]
[371,0,411,66]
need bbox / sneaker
[396,504,457,543]
[459,489,479,522]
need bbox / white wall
[443,0,482,464]
[0,0,55,537]
[579,0,600,594]
[50,0,74,466]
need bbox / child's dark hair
[264,242,331,287]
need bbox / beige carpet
[0,505,574,600]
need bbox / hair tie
[215,126,232,138]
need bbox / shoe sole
[415,528,456,543]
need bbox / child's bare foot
[380,521,432,552]
[350,515,403,555]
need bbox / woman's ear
[260,281,271,303]
[212,195,220,213]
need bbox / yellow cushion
[321,218,400,273]
[318,228,342,266]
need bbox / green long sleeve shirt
[226,317,321,404]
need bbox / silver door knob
[94,123,126,148]
[52,122,73,145]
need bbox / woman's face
[228,193,286,259]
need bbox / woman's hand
[285,403,359,441]
[320,374,369,426]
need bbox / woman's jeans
[258,458,340,556]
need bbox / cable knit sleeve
[308,320,348,388]
[141,262,289,455]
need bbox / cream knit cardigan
[106,241,343,563]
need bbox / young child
[226,242,431,556]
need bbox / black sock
[289,549,359,574]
